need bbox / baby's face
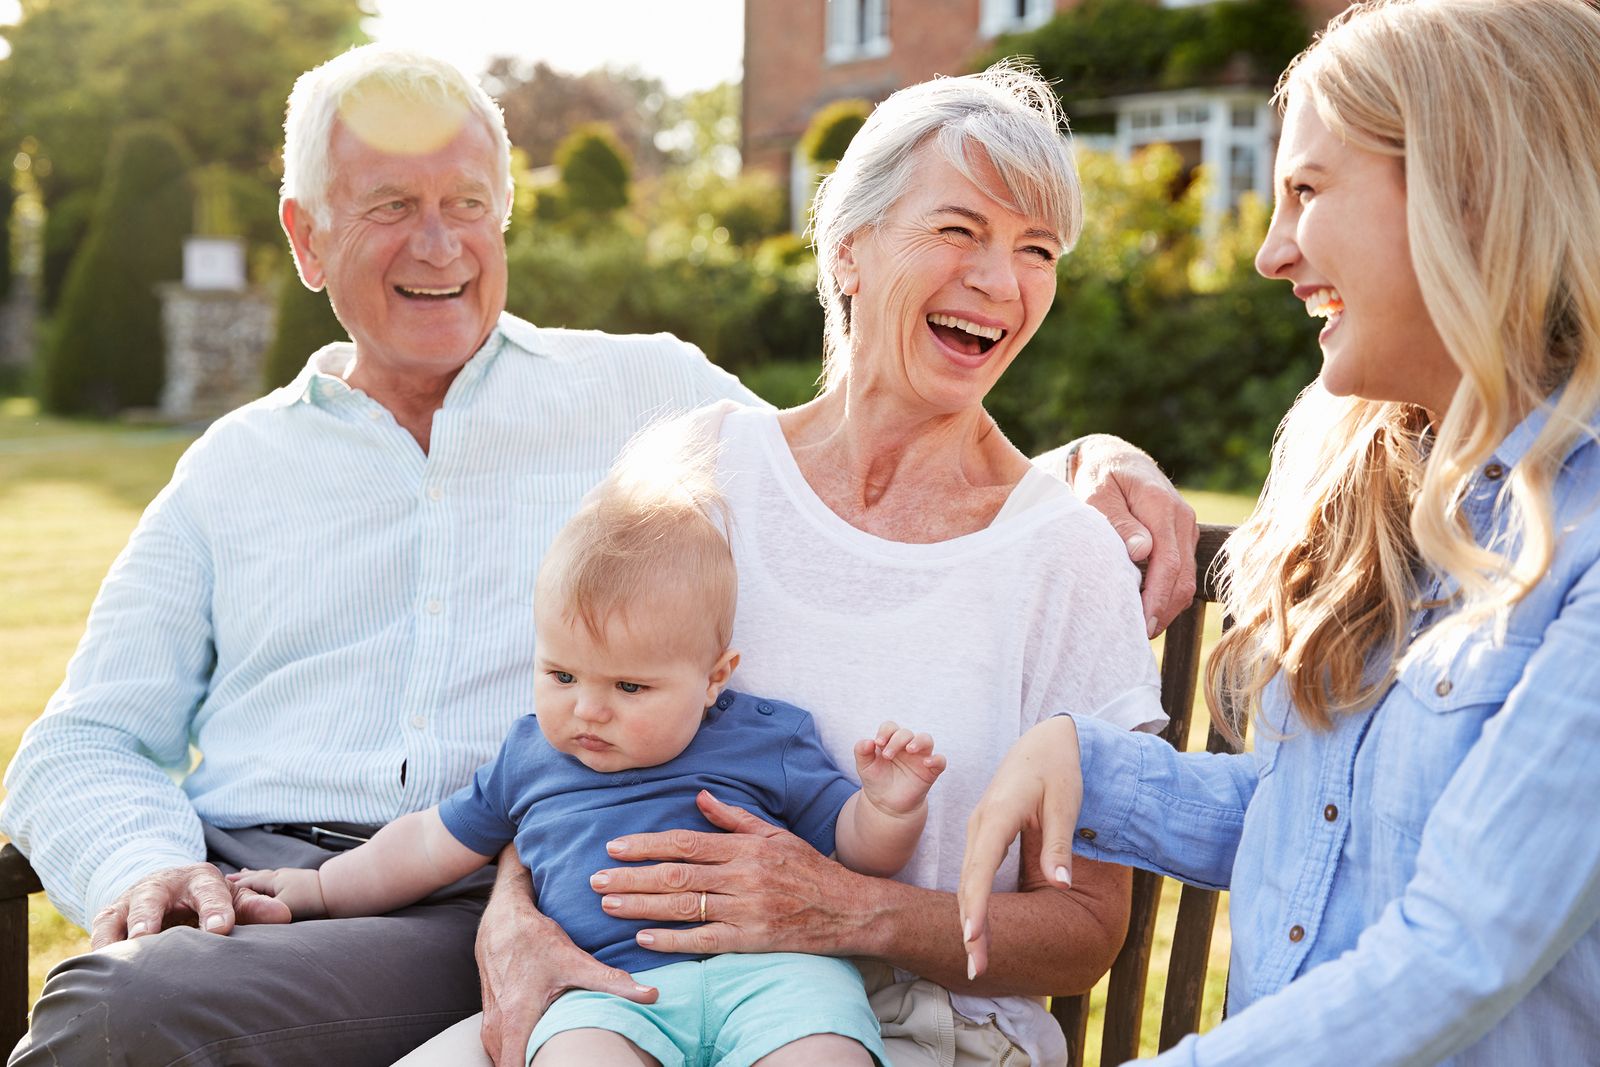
[532,601,732,772]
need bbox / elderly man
[2,45,1196,1066]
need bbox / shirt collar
[1487,385,1600,473]
[272,320,515,411]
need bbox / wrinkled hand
[1072,434,1199,636]
[226,866,327,920]
[476,859,656,1067]
[958,716,1082,979]
[592,790,873,956]
[89,862,291,949]
[854,721,947,815]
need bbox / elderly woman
[961,1,1600,1064]
[410,65,1178,1067]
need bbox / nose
[1254,205,1298,280]
[963,243,1021,303]
[409,207,462,267]
[573,690,611,724]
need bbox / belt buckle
[308,825,370,848]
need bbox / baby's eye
[552,671,574,684]
[616,681,644,694]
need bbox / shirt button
[1289,924,1305,943]
[425,598,442,615]
[756,702,774,715]
[716,694,733,710]
[1077,828,1097,841]
[1484,463,1505,480]
[409,714,427,730]
[1323,804,1339,822]
[427,485,443,501]
[367,408,382,421]
[1435,679,1452,697]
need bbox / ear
[280,198,327,292]
[835,237,861,297]
[704,649,741,705]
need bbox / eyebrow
[931,204,1061,244]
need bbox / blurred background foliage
[0,0,1321,487]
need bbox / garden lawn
[0,398,1259,1055]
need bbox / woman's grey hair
[281,44,513,230]
[808,60,1081,388]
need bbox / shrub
[545,123,632,221]
[261,272,346,390]
[41,123,194,416]
[800,99,871,165]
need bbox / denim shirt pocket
[1371,632,1539,842]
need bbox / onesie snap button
[756,702,774,715]
[716,694,733,710]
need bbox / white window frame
[980,0,1053,38]
[826,0,891,64]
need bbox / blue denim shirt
[1073,402,1600,1066]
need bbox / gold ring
[698,891,707,923]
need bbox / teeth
[398,284,464,297]
[1305,287,1344,319]
[927,313,1005,341]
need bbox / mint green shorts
[525,952,886,1067]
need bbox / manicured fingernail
[1056,866,1072,887]
[966,955,977,981]
[636,932,655,945]
[590,872,610,889]
[606,839,627,855]
[129,922,148,937]
[204,914,225,931]
[1146,616,1159,637]
[602,896,621,910]
[963,919,973,942]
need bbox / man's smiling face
[284,92,508,388]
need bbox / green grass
[0,397,1260,1052]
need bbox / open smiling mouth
[394,284,466,301]
[927,313,1006,356]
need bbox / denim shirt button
[1484,462,1506,480]
[1323,804,1339,822]
[1077,828,1097,841]
[1289,924,1305,943]
[1435,679,1453,697]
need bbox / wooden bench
[1055,522,1234,1065]
[0,523,1236,1060]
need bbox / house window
[827,0,891,64]
[980,0,1052,37]
[1229,144,1257,200]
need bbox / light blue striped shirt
[0,314,757,927]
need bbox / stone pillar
[158,284,274,422]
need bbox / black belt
[260,822,378,851]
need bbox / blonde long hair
[1209,0,1600,733]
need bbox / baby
[232,423,944,1067]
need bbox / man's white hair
[281,44,513,229]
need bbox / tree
[42,124,194,415]
[0,0,365,308]
[480,59,667,175]
[537,124,633,225]
[262,276,346,391]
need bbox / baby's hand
[227,866,329,921]
[854,721,947,817]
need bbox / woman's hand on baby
[957,715,1082,979]
[226,867,329,921]
[854,721,947,815]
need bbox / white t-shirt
[714,405,1165,1065]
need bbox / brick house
[742,0,1351,225]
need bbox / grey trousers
[9,824,496,1067]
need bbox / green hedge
[262,273,347,391]
[41,123,194,416]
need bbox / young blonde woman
[959,1,1600,1063]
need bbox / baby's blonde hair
[537,416,736,664]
